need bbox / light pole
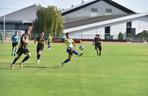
[3,15,5,40]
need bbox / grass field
[0,42,148,96]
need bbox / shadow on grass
[24,66,49,69]
[0,67,10,70]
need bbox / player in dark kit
[93,34,102,56]
[34,32,47,64]
[10,29,31,69]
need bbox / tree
[136,30,148,38]
[33,5,64,38]
[118,32,123,40]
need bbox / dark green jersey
[94,37,101,45]
[19,34,29,49]
[36,36,46,46]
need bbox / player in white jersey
[61,33,83,67]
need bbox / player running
[34,32,47,64]
[93,34,102,56]
[11,31,20,56]
[10,29,31,69]
[47,34,52,50]
[61,33,83,67]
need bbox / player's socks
[37,59,40,64]
[79,53,83,57]
[61,62,64,67]
[37,54,40,60]
[20,62,24,68]
[14,48,17,55]
[12,57,19,64]
[61,59,70,67]
[99,52,101,56]
[22,55,30,63]
[64,59,70,63]
[73,50,79,55]
[10,64,14,70]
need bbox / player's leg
[61,54,72,67]
[73,49,83,57]
[99,45,102,56]
[48,42,51,50]
[61,48,73,67]
[11,43,14,56]
[20,49,31,68]
[14,43,18,56]
[37,50,42,63]
[11,53,21,69]
[95,46,99,56]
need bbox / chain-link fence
[1,30,148,43]
[127,37,148,43]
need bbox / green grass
[0,42,148,96]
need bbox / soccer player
[47,34,52,50]
[34,32,47,64]
[61,33,83,67]
[10,28,31,69]
[11,31,20,56]
[93,34,102,56]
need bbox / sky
[0,0,148,16]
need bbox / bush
[118,32,123,40]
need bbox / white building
[62,0,148,40]
[0,0,148,40]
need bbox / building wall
[65,16,148,40]
[132,16,148,34]
[68,26,105,39]
[64,1,127,23]
[110,22,126,40]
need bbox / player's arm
[72,40,77,49]
[92,38,95,46]
[34,38,37,44]
[99,38,103,44]
[45,39,48,45]
[22,36,30,46]
[11,36,13,41]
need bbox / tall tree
[33,5,64,38]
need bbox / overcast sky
[0,0,148,16]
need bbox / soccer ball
[79,45,84,50]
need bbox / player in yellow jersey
[61,33,83,67]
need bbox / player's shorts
[48,42,51,48]
[17,47,30,56]
[37,44,44,53]
[66,47,74,55]
[95,43,102,51]
[12,42,18,47]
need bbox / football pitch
[0,42,148,96]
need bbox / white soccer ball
[79,45,84,50]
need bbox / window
[91,8,98,12]
[105,8,112,13]
[105,26,112,40]
[126,22,132,28]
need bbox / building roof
[63,12,148,33]
[62,0,135,16]
[0,4,38,23]
[64,14,132,29]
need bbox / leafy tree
[33,5,64,38]
[136,30,148,38]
